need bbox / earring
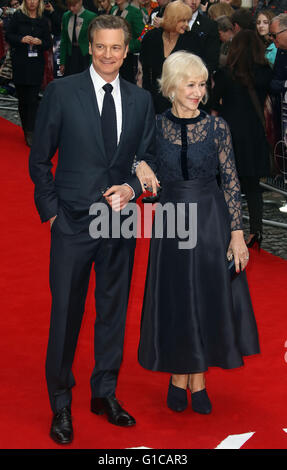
[170,93,175,102]
[201,92,208,105]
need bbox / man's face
[270,20,287,49]
[139,0,150,7]
[10,0,20,7]
[69,0,82,14]
[115,0,126,8]
[183,0,200,14]
[89,28,128,82]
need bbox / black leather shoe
[91,397,136,427]
[50,406,73,444]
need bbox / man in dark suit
[269,14,287,147]
[29,14,156,445]
[270,13,287,94]
[184,0,220,75]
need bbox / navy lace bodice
[156,110,243,231]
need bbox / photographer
[43,0,62,36]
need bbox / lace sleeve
[214,117,243,231]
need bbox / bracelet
[131,160,143,174]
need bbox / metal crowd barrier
[0,94,18,111]
[256,93,287,228]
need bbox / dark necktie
[101,83,117,161]
[72,14,77,45]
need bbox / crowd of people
[1,0,287,446]
[1,0,285,233]
[0,2,285,135]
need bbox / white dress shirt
[89,65,135,199]
[188,10,199,30]
[89,64,122,144]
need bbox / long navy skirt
[138,177,260,374]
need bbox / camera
[0,6,16,17]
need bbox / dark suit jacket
[270,48,287,94]
[29,69,156,224]
[187,11,220,74]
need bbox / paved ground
[1,93,286,260]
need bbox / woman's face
[25,0,39,12]
[98,0,110,10]
[173,75,206,116]
[175,18,189,34]
[256,13,270,37]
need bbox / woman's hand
[31,37,42,45]
[227,230,249,273]
[153,16,163,28]
[21,35,34,44]
[21,36,42,45]
[135,161,160,196]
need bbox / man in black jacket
[29,14,156,445]
[270,14,287,95]
[184,0,220,75]
[269,14,287,153]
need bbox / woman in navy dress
[136,51,260,414]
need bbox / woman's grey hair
[271,13,287,29]
[158,51,209,104]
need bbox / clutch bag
[228,258,239,280]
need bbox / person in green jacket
[60,0,97,76]
[111,0,145,82]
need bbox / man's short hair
[216,15,234,32]
[88,14,131,46]
[231,7,255,30]
[66,0,81,6]
[271,13,287,29]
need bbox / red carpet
[1,116,287,450]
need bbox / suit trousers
[46,205,136,413]
[15,84,41,133]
